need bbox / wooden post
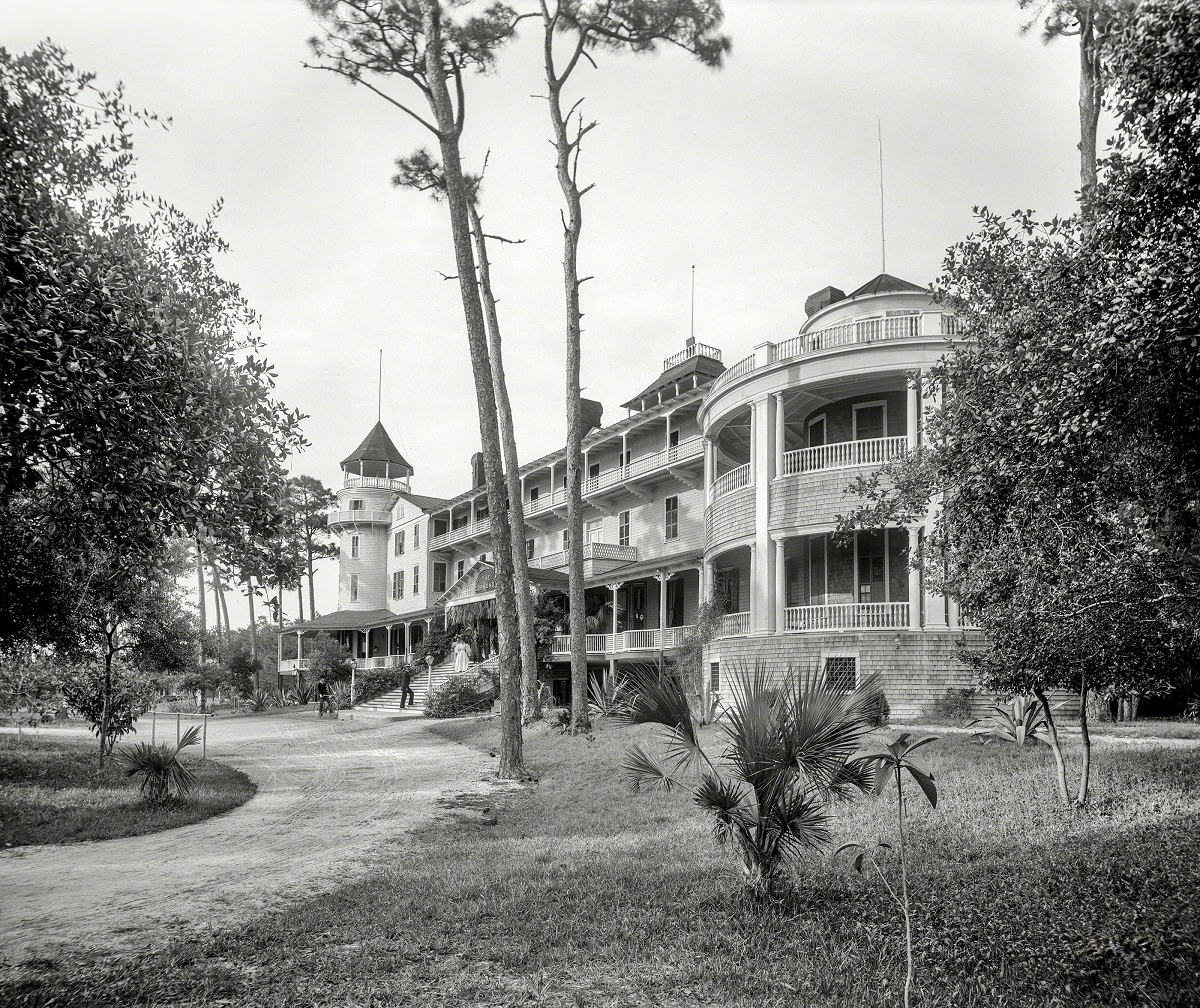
[176,712,181,746]
[151,707,156,745]
[202,714,207,760]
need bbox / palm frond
[694,772,754,847]
[612,664,709,773]
[782,670,882,793]
[621,742,683,793]
[828,754,878,802]
[768,782,833,859]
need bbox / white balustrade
[717,612,750,637]
[328,509,392,527]
[549,625,695,655]
[709,353,756,396]
[710,463,752,502]
[663,342,722,370]
[781,435,909,476]
[342,476,409,490]
[784,602,910,632]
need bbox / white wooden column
[665,414,672,454]
[907,526,922,631]
[774,392,785,478]
[296,631,303,661]
[922,381,949,630]
[621,432,628,471]
[704,437,715,504]
[657,571,669,631]
[751,396,777,632]
[906,369,920,449]
[774,538,786,633]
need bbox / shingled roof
[847,273,926,299]
[340,422,414,476]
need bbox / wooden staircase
[352,656,497,720]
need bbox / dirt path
[0,712,502,963]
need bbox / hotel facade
[280,273,981,718]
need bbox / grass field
[3,717,1198,1007]
[0,733,256,848]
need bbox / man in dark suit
[399,663,415,708]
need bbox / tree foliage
[0,43,304,649]
[839,0,1199,802]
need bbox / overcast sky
[8,0,1084,622]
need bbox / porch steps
[352,656,497,719]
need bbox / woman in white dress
[452,637,471,673]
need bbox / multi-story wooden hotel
[280,273,980,717]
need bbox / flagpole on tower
[377,349,382,423]
[878,119,887,275]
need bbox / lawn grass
[0,733,256,848]
[4,718,1199,1007]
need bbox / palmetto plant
[618,662,881,894]
[969,693,1056,746]
[249,689,275,712]
[117,725,202,802]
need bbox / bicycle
[317,694,338,719]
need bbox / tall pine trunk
[421,0,523,777]
[542,12,591,733]
[306,531,317,619]
[468,201,541,720]
[1078,3,1101,237]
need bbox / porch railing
[529,541,638,570]
[716,611,751,637]
[342,476,409,491]
[784,602,909,631]
[550,625,695,655]
[328,509,392,527]
[780,435,909,476]
[710,463,751,503]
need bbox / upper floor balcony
[528,541,638,570]
[428,435,704,552]
[343,475,410,491]
[707,309,960,401]
[328,508,393,529]
[780,434,909,476]
[662,341,722,370]
[549,624,694,656]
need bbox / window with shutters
[413,523,420,549]
[526,539,535,559]
[413,565,419,594]
[349,573,359,602]
[433,562,447,594]
[710,661,720,692]
[391,571,402,600]
[619,510,630,547]
[665,496,679,540]
[396,530,405,556]
[456,559,465,581]
[351,535,359,559]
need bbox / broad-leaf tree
[839,0,1200,806]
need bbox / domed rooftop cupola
[340,421,414,484]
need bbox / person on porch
[452,636,472,673]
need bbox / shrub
[249,689,274,712]
[288,682,314,705]
[116,725,201,801]
[426,673,496,719]
[355,667,406,704]
[932,687,975,723]
[970,694,1058,746]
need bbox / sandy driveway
[0,712,500,963]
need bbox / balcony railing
[342,476,409,491]
[663,342,723,370]
[528,542,638,570]
[716,611,751,637]
[328,509,393,527]
[549,625,694,655]
[709,353,756,396]
[784,602,910,632]
[710,463,751,503]
[427,437,706,549]
[780,435,909,476]
[709,312,960,398]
